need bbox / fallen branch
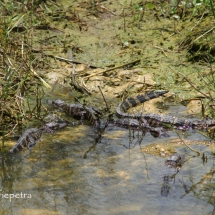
[193,26,215,43]
[169,67,210,99]
[83,59,141,79]
[55,56,99,69]
[29,65,52,89]
[32,49,99,69]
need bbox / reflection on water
[1,124,215,215]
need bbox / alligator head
[47,99,66,108]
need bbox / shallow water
[1,0,215,213]
[1,122,215,215]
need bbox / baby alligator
[10,121,69,153]
[48,99,100,128]
[161,154,184,197]
[165,154,184,170]
[49,99,169,137]
[110,118,168,137]
[10,128,43,153]
[117,91,215,129]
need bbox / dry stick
[0,123,18,140]
[97,3,116,15]
[54,55,98,69]
[34,49,141,78]
[84,59,141,79]
[196,70,215,95]
[154,46,168,57]
[51,79,59,93]
[67,62,91,95]
[15,95,24,115]
[70,61,76,85]
[169,67,210,99]
[98,86,109,111]
[123,8,126,32]
[193,26,215,43]
[31,50,99,69]
[191,12,206,31]
[27,64,52,89]
[80,78,90,92]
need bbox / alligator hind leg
[27,135,39,149]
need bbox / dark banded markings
[117,91,168,119]
[121,97,140,111]
[10,128,43,153]
[65,104,84,116]
[49,100,100,127]
[112,118,141,130]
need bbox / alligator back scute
[49,100,101,127]
[111,118,142,130]
[64,104,100,126]
[10,128,42,153]
[64,104,86,118]
[117,90,215,128]
[117,91,168,119]
[119,91,168,113]
[84,106,100,126]
[143,114,193,128]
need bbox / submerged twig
[139,145,150,179]
[83,134,101,159]
[98,86,109,111]
[175,131,202,155]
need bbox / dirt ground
[34,0,214,115]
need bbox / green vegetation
[1,0,215,148]
[0,1,51,145]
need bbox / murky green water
[1,122,215,215]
